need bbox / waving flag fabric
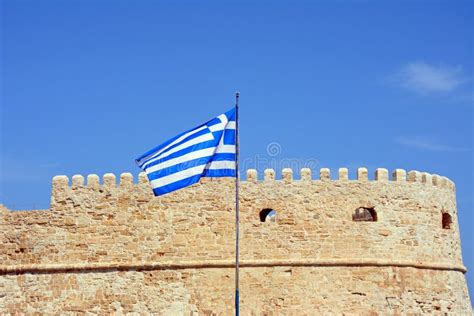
[136,108,236,196]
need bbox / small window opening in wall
[352,207,377,222]
[260,209,277,222]
[442,213,452,229]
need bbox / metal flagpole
[234,91,240,316]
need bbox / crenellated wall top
[50,167,455,191]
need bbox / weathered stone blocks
[0,166,470,314]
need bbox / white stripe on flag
[226,121,236,129]
[205,161,236,170]
[146,147,216,174]
[208,114,228,132]
[149,164,206,188]
[144,132,214,168]
[214,145,236,154]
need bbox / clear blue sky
[1,0,473,300]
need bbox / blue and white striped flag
[136,108,236,196]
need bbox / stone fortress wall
[0,167,471,314]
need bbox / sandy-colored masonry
[0,167,472,314]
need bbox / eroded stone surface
[0,168,471,314]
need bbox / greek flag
[136,108,236,196]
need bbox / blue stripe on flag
[207,117,222,127]
[211,130,224,142]
[142,139,217,170]
[209,153,236,161]
[224,129,235,145]
[152,174,202,196]
[225,108,236,121]
[146,153,235,182]
[147,156,212,181]
[202,169,236,177]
